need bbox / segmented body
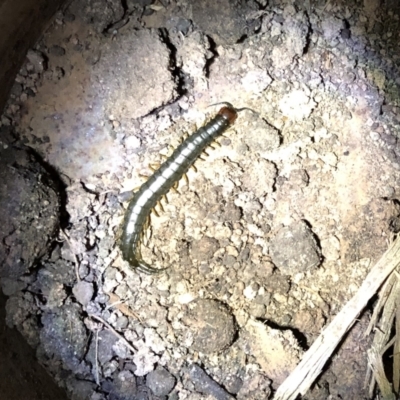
[120,105,238,274]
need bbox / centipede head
[218,105,238,124]
[210,101,258,124]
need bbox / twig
[60,229,81,281]
[274,236,400,400]
[106,292,142,322]
[95,329,99,386]
[365,270,400,397]
[367,347,396,400]
[90,314,137,354]
[394,304,400,393]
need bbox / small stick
[106,292,142,322]
[95,329,99,386]
[90,314,137,354]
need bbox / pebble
[369,131,380,141]
[146,366,176,396]
[243,284,258,300]
[125,135,141,149]
[26,50,46,73]
[72,280,94,306]
[184,299,236,353]
[49,45,66,56]
[113,370,137,400]
[269,220,322,275]
[188,364,235,400]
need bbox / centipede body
[120,105,238,274]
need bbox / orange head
[218,106,238,124]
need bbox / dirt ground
[1,0,400,399]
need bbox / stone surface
[0,146,60,279]
[146,366,176,396]
[188,364,235,400]
[72,281,94,306]
[183,299,236,354]
[269,221,322,275]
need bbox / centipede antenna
[207,101,234,109]
[236,107,259,116]
[207,102,259,116]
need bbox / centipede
[120,102,251,274]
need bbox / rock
[146,366,176,396]
[49,45,66,56]
[183,299,236,353]
[241,69,272,94]
[269,221,321,275]
[188,364,234,400]
[132,343,159,376]
[0,146,60,280]
[72,281,94,306]
[66,378,96,400]
[279,89,316,121]
[39,303,87,371]
[240,159,277,198]
[87,329,118,366]
[0,277,27,296]
[177,31,210,91]
[271,12,309,69]
[94,29,176,120]
[190,236,219,260]
[144,328,166,354]
[69,0,124,33]
[109,370,137,400]
[242,118,281,153]
[321,17,344,40]
[242,319,303,387]
[191,0,257,45]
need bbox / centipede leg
[149,163,160,172]
[212,140,222,147]
[143,226,152,246]
[171,182,180,194]
[152,208,160,217]
[157,200,165,213]
[183,173,189,185]
[139,265,167,274]
[136,262,160,274]
[144,214,151,230]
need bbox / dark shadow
[0,291,68,400]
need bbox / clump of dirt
[2,0,400,399]
[0,144,60,282]
[181,299,237,353]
